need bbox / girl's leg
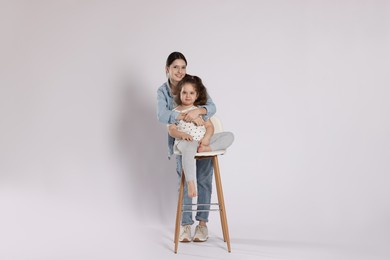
[175,156,194,226]
[177,141,199,198]
[198,132,234,152]
[210,132,234,150]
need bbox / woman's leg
[195,132,234,224]
[195,158,213,223]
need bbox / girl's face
[166,59,186,85]
[180,83,198,106]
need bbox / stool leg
[174,172,185,253]
[213,156,231,253]
[212,157,227,241]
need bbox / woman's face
[166,59,186,85]
[180,83,198,106]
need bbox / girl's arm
[199,120,214,146]
[168,124,193,141]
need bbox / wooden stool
[173,116,231,253]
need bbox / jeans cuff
[195,216,209,223]
[181,220,195,226]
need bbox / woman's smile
[167,58,187,85]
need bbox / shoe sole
[193,237,208,242]
[179,238,191,243]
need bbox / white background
[1,1,389,259]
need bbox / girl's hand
[181,133,193,141]
[184,108,201,122]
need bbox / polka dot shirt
[173,106,206,141]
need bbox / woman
[157,52,216,242]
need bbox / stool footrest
[182,209,221,212]
[183,203,219,206]
[182,202,221,212]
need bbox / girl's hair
[166,52,187,67]
[174,74,208,106]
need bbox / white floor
[105,223,389,260]
[1,193,389,260]
[140,225,389,260]
[1,212,389,260]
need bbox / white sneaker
[193,225,208,242]
[179,225,191,242]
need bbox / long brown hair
[174,74,208,106]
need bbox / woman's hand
[184,108,202,122]
[181,133,193,141]
[191,117,205,126]
[177,113,186,120]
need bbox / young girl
[168,74,234,198]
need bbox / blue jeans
[176,155,213,225]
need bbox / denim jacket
[156,81,216,158]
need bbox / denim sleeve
[199,93,217,121]
[157,88,179,124]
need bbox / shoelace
[180,226,190,236]
[196,225,207,235]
